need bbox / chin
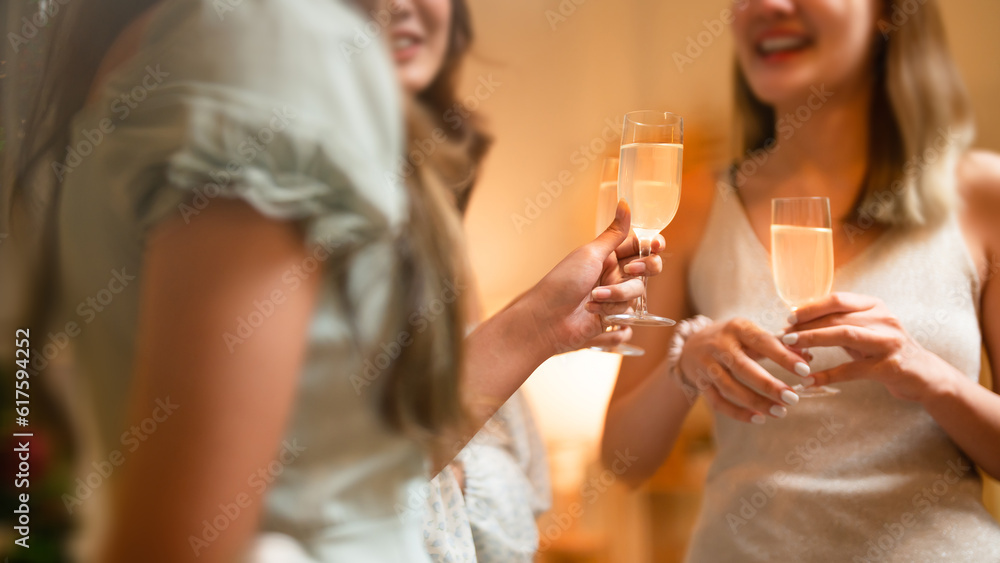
[399,71,434,96]
[744,71,825,110]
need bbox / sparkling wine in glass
[592,158,645,357]
[605,111,682,327]
[771,197,840,397]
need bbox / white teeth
[759,36,807,54]
[394,37,416,50]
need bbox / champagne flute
[592,158,645,357]
[605,111,682,327]
[771,197,840,397]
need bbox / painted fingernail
[794,362,811,378]
[787,313,798,325]
[751,414,767,425]
[781,389,800,406]
[769,405,788,418]
[802,376,816,387]
[782,333,799,346]
[592,288,612,300]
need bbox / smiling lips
[392,33,422,63]
[755,32,812,62]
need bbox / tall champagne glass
[605,111,682,327]
[592,158,645,357]
[771,197,840,397]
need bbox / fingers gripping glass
[771,197,840,397]
[605,111,682,328]
[592,158,645,356]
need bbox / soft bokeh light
[521,350,621,492]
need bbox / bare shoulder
[957,151,1000,241]
[958,150,1000,208]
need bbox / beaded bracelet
[666,315,713,388]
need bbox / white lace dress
[423,391,552,563]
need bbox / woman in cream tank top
[601,1,1000,561]
[682,174,1000,561]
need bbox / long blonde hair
[735,0,974,227]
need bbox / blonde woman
[602,0,1000,560]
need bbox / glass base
[605,312,676,327]
[590,343,645,357]
[792,384,840,397]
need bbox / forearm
[923,368,1000,480]
[601,359,693,487]
[430,294,557,472]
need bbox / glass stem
[634,236,653,316]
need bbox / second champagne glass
[605,111,683,327]
[592,158,645,357]
[771,197,841,397]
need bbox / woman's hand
[522,200,664,355]
[784,292,959,403]
[678,317,808,423]
[579,326,635,351]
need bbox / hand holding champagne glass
[592,158,645,357]
[605,111,683,328]
[770,197,840,397]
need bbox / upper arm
[958,151,1000,390]
[104,201,321,563]
[610,165,718,400]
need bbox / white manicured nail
[751,414,766,425]
[781,390,800,406]
[770,405,788,418]
[802,376,816,387]
[787,313,798,325]
[782,333,799,346]
[794,362,811,377]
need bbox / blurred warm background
[452,1,1000,561]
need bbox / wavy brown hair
[412,0,491,214]
[735,0,974,227]
[9,0,467,443]
[386,0,494,444]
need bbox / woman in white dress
[602,0,1000,561]
[8,0,660,561]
